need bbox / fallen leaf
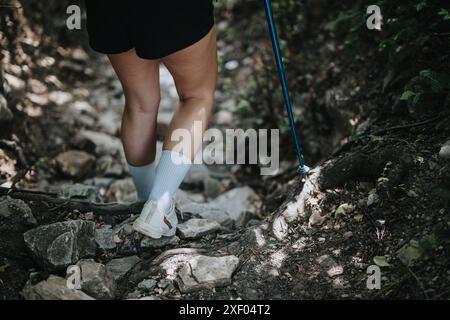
[354,214,364,222]
[335,203,356,218]
[373,256,391,267]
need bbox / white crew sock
[149,150,192,214]
[128,162,157,201]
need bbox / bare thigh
[108,49,160,111]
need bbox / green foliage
[419,69,450,93]
[400,90,416,101]
[416,1,427,12]
[324,10,359,32]
[373,256,391,267]
[227,0,449,161]
[437,8,450,20]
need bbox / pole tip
[298,164,310,176]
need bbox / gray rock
[439,140,450,160]
[4,73,26,91]
[309,210,326,226]
[116,228,142,255]
[176,219,221,240]
[96,155,124,177]
[343,231,353,239]
[137,279,157,291]
[137,296,161,300]
[115,221,135,236]
[59,183,103,203]
[97,110,120,136]
[140,235,180,250]
[54,150,95,179]
[203,177,223,198]
[334,203,356,218]
[175,255,239,293]
[76,259,116,299]
[95,225,117,251]
[22,275,95,300]
[0,196,37,230]
[23,220,96,271]
[367,190,380,207]
[0,93,13,123]
[397,240,423,267]
[174,189,205,206]
[126,290,143,299]
[106,255,140,281]
[183,164,211,186]
[83,177,115,189]
[179,187,261,227]
[106,178,137,203]
[441,165,450,189]
[225,60,239,71]
[206,187,261,225]
[316,255,344,278]
[78,130,122,156]
[157,278,172,289]
[181,202,228,223]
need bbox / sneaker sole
[133,219,176,239]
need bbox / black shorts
[85,0,215,59]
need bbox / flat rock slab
[439,140,450,160]
[59,183,102,203]
[77,129,122,156]
[23,220,96,271]
[179,187,261,227]
[175,255,239,293]
[140,235,180,249]
[95,225,117,251]
[137,279,158,291]
[176,219,221,240]
[316,255,344,278]
[54,150,95,179]
[77,259,116,299]
[183,164,211,187]
[0,196,37,231]
[106,255,141,281]
[106,178,137,204]
[22,275,94,300]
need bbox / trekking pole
[263,0,309,175]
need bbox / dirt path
[1,1,449,300]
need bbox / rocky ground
[1,1,449,300]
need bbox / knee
[125,92,161,115]
[180,88,215,108]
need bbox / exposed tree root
[271,163,328,240]
[0,187,143,216]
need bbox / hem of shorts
[135,22,215,60]
[88,40,134,56]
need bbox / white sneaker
[133,200,178,239]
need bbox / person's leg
[108,49,161,200]
[148,27,218,214]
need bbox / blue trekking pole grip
[263,0,309,175]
